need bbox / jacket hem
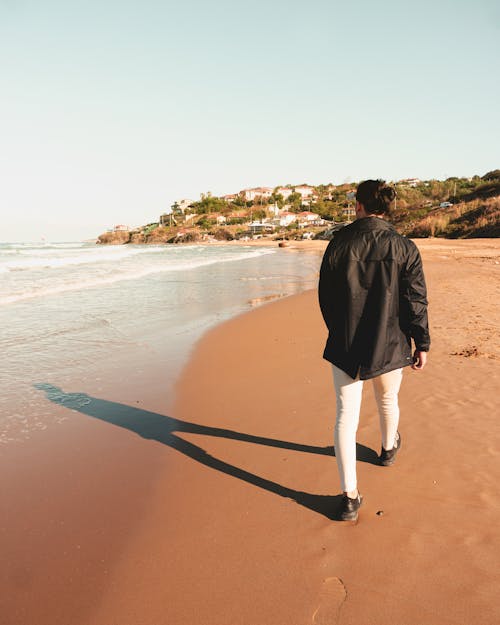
[323,355,412,380]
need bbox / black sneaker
[339,493,363,521]
[380,431,402,466]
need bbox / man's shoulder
[323,223,353,248]
[391,234,423,268]
[332,222,356,238]
[386,229,418,251]
[397,234,419,254]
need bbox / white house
[113,224,130,232]
[399,178,421,187]
[297,211,324,227]
[241,187,273,201]
[172,198,196,213]
[249,220,275,234]
[275,187,293,199]
[295,185,316,199]
[297,210,319,222]
[160,212,196,226]
[272,211,297,227]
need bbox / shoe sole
[340,512,359,521]
[380,457,396,467]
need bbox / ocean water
[0,241,323,443]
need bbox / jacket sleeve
[401,241,431,351]
[318,237,336,330]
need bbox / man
[318,179,430,522]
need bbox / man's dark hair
[356,179,396,215]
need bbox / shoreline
[95,234,500,248]
[2,239,499,624]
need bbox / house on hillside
[241,187,273,202]
[171,199,196,213]
[272,211,297,227]
[249,220,275,234]
[399,178,421,187]
[295,185,316,199]
[160,198,197,226]
[113,224,130,232]
[294,185,318,206]
[275,187,293,199]
[159,213,171,226]
[297,211,324,227]
[160,212,196,226]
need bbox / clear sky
[1,0,499,241]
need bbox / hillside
[396,196,500,238]
[97,171,500,244]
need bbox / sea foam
[0,244,275,305]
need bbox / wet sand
[2,238,499,624]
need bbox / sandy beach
[2,238,499,625]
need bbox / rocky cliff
[96,231,131,244]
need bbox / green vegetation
[142,222,159,235]
[189,193,229,215]
[251,209,267,220]
[195,216,214,229]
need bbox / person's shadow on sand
[35,383,380,521]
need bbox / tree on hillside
[191,193,229,215]
[231,193,246,207]
[315,184,331,200]
[269,192,285,208]
[252,209,267,220]
[196,216,213,229]
[482,170,500,181]
[288,192,303,211]
[312,199,335,220]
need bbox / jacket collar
[349,217,394,231]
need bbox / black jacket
[318,217,430,380]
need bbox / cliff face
[129,232,146,244]
[96,226,201,245]
[145,226,176,243]
[97,231,131,244]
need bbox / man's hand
[411,350,427,370]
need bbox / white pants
[332,364,404,492]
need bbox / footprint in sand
[311,577,347,625]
